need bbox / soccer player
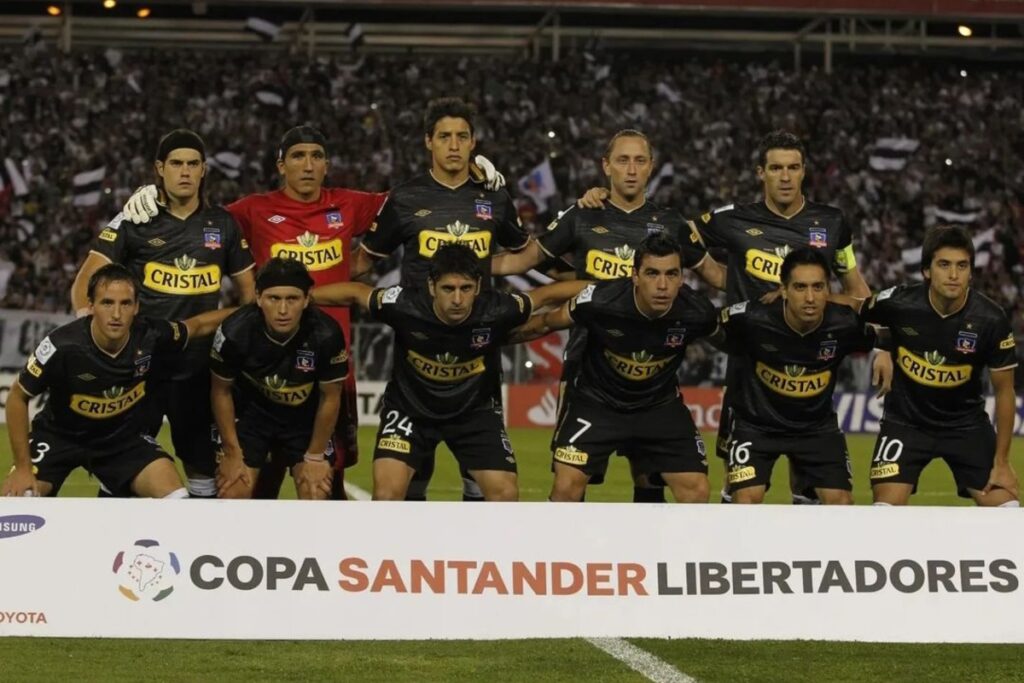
[718,248,878,504]
[313,243,587,501]
[539,232,720,503]
[2,264,233,498]
[122,126,505,501]
[70,129,255,499]
[859,225,1018,506]
[211,259,348,501]
[492,128,725,502]
[351,97,532,502]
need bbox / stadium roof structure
[3,0,1024,65]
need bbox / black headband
[278,126,327,160]
[155,129,206,161]
[256,267,314,294]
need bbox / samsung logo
[0,515,45,539]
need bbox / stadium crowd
[1,44,1022,339]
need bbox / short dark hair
[921,225,975,274]
[604,129,653,159]
[254,257,315,294]
[780,247,831,285]
[88,263,139,302]
[428,243,482,283]
[633,231,681,271]
[757,130,806,168]
[423,97,477,138]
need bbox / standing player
[70,129,255,499]
[314,243,586,501]
[212,259,348,501]
[859,226,1018,506]
[351,97,532,502]
[692,131,878,503]
[122,125,505,500]
[2,264,233,498]
[539,232,720,503]
[493,128,725,502]
[718,249,878,504]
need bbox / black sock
[633,486,665,503]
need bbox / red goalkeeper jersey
[227,188,386,336]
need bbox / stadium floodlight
[945,158,953,166]
[137,7,151,17]
[103,0,116,9]
[960,69,968,77]
[547,131,557,139]
[957,25,972,37]
[524,360,534,369]
[46,5,61,15]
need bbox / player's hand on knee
[872,351,894,399]
[123,184,162,224]
[2,467,40,497]
[215,454,249,497]
[758,288,782,305]
[295,457,331,500]
[983,461,1019,498]
[576,187,608,209]
[470,155,505,191]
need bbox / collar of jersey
[428,171,470,191]
[782,303,824,337]
[632,288,672,320]
[927,286,970,319]
[90,324,132,359]
[608,198,647,215]
[762,196,806,221]
[263,326,300,347]
[160,204,203,222]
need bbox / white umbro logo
[268,215,286,224]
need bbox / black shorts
[372,397,517,475]
[228,411,335,470]
[144,373,217,476]
[30,425,172,497]
[869,420,995,498]
[551,393,708,482]
[725,423,852,492]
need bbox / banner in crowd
[0,310,72,370]
[0,499,1021,641]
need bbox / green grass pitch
[2,426,1023,680]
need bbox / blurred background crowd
[1,44,1021,348]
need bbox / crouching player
[212,258,348,500]
[860,225,1019,506]
[540,232,720,503]
[313,243,587,501]
[718,248,879,504]
[2,264,232,498]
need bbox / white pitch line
[343,482,372,501]
[586,637,697,683]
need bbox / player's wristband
[303,452,326,463]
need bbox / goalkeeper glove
[469,155,506,192]
[123,185,162,224]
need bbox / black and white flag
[868,137,919,172]
[72,166,106,207]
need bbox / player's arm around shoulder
[311,282,375,311]
[491,239,546,276]
[184,307,238,341]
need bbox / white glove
[473,154,506,192]
[124,184,162,224]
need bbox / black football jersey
[18,316,189,445]
[694,200,855,305]
[209,305,348,425]
[93,207,253,377]
[862,284,1017,430]
[538,202,708,280]
[368,285,532,420]
[568,278,719,411]
[720,299,875,434]
[361,173,529,289]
